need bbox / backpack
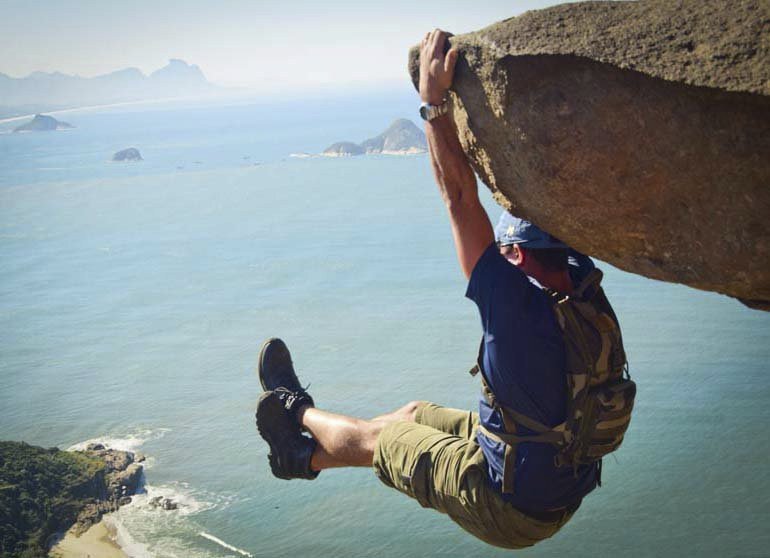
[470,268,636,494]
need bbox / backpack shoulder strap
[573,268,604,301]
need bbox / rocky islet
[322,118,427,156]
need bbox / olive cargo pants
[372,402,575,549]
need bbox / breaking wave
[199,532,253,557]
[67,427,171,453]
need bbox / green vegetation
[0,441,105,558]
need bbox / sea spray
[67,428,171,454]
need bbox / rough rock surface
[149,496,178,510]
[71,445,145,534]
[408,0,770,309]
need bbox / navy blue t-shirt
[465,242,599,513]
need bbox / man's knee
[373,401,423,423]
[396,401,425,422]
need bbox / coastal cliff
[408,0,770,310]
[0,441,143,558]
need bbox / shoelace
[274,386,312,412]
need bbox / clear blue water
[1,92,769,558]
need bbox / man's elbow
[445,190,480,217]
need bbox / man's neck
[529,269,573,294]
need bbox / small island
[322,141,365,157]
[320,119,427,157]
[0,440,143,557]
[12,114,73,133]
[112,148,143,162]
[360,118,427,154]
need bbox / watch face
[419,104,430,121]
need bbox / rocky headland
[0,441,144,557]
[12,114,73,133]
[322,118,427,157]
[408,0,770,310]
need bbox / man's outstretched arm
[420,29,494,280]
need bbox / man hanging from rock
[255,29,635,549]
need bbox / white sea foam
[132,481,218,516]
[104,481,236,557]
[65,430,239,557]
[199,532,253,557]
[67,427,171,453]
[103,514,152,558]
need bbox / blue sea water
[1,91,769,558]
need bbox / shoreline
[50,518,128,558]
[0,94,236,125]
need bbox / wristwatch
[419,100,450,122]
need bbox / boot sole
[257,337,291,392]
[255,391,292,480]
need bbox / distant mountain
[321,119,427,157]
[323,141,365,157]
[0,59,220,118]
[360,119,427,154]
[13,114,73,133]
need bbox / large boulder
[408,0,770,310]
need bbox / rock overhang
[408,0,770,310]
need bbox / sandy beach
[50,520,127,558]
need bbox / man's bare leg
[297,401,421,471]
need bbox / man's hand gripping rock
[419,29,459,105]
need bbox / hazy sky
[0,0,562,93]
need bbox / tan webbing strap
[478,374,518,493]
[476,358,568,494]
[497,404,554,434]
[469,337,484,377]
[478,376,555,435]
[502,443,516,494]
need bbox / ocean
[1,90,768,558]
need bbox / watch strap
[419,100,450,121]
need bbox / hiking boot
[258,338,315,414]
[256,390,319,480]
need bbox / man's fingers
[433,29,447,55]
[444,48,459,75]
